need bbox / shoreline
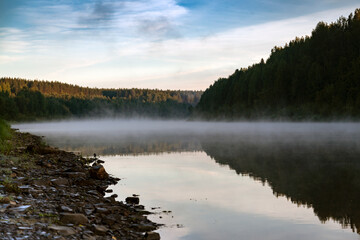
[0,129,160,239]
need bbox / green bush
[0,119,11,140]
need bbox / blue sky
[0,0,359,90]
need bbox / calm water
[13,120,360,240]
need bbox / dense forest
[0,78,202,121]
[196,9,360,120]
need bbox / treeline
[0,78,202,121]
[196,9,360,120]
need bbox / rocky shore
[0,130,160,239]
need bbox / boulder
[145,232,160,240]
[89,165,109,180]
[126,196,139,205]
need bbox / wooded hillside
[0,78,202,120]
[196,9,360,120]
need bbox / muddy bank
[0,130,160,239]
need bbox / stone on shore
[48,225,76,236]
[145,231,161,240]
[0,131,159,239]
[93,225,109,235]
[126,196,140,205]
[60,213,89,225]
[89,165,109,180]
[51,178,69,186]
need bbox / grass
[0,177,20,194]
[0,119,11,153]
[0,119,11,140]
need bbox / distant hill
[196,9,360,120]
[0,78,202,121]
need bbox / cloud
[0,55,23,64]
[78,1,121,28]
[0,28,31,53]
[137,16,181,39]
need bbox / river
[13,120,360,240]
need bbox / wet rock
[89,165,109,180]
[105,189,113,193]
[48,225,76,236]
[132,223,156,232]
[145,232,160,240]
[60,213,88,225]
[93,225,109,235]
[126,196,140,205]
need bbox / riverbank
[0,129,160,239]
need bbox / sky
[0,0,359,90]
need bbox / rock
[84,208,94,215]
[59,206,73,212]
[102,214,117,225]
[63,172,86,179]
[93,225,109,235]
[51,178,69,186]
[126,196,140,205]
[89,165,109,180]
[144,232,160,240]
[60,213,88,225]
[48,225,76,236]
[33,179,50,186]
[82,233,96,240]
[132,223,156,232]
[10,205,31,212]
[105,189,113,193]
[95,207,109,214]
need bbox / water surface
[13,120,360,239]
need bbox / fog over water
[13,119,360,150]
[13,119,360,240]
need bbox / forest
[196,9,360,120]
[0,78,202,121]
